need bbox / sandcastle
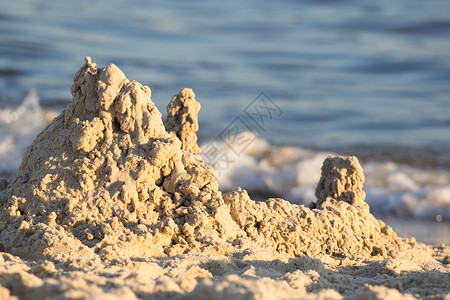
[0,57,415,261]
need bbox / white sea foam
[0,89,46,175]
[0,95,449,221]
[201,132,450,220]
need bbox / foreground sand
[0,244,449,299]
[0,58,448,299]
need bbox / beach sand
[0,58,448,300]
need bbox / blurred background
[0,0,449,243]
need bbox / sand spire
[165,88,201,154]
[315,155,367,208]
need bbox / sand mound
[0,57,239,260]
[0,57,419,261]
[0,57,448,299]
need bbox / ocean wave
[200,132,450,220]
[0,93,448,221]
[0,89,44,175]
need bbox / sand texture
[0,58,448,299]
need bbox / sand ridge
[0,58,448,299]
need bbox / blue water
[1,0,450,165]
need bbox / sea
[0,0,449,244]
